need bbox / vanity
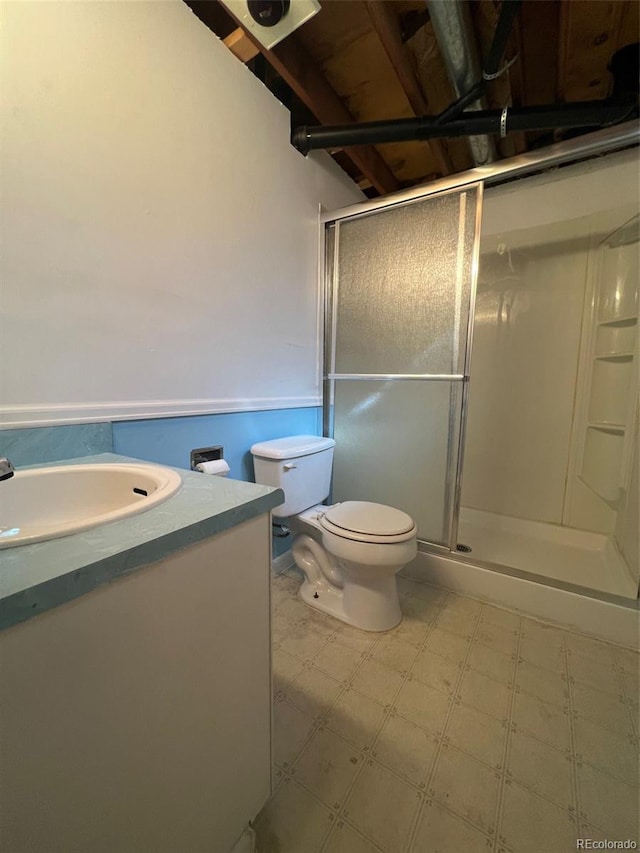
[0,453,283,853]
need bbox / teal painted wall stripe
[112,408,323,479]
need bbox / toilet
[250,435,417,632]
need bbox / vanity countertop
[0,453,283,630]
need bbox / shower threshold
[457,507,636,600]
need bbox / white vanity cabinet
[0,514,272,853]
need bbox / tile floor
[254,569,640,853]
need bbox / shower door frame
[319,121,640,556]
[322,184,483,553]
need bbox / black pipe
[483,0,522,79]
[434,81,484,126]
[435,0,521,126]
[292,96,637,154]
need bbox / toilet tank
[250,435,336,517]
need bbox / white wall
[0,0,362,428]
[462,151,638,525]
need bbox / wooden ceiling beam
[364,0,453,176]
[269,36,398,194]
[223,28,260,63]
[221,18,398,195]
[558,0,627,103]
[516,0,561,149]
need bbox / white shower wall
[462,150,639,531]
[463,231,589,524]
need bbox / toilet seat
[319,501,417,544]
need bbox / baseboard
[402,550,640,649]
[271,550,295,577]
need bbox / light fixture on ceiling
[219,0,320,51]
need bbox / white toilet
[250,435,417,632]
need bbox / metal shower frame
[319,121,640,555]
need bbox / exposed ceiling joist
[223,27,259,63]
[220,15,398,195]
[558,0,637,102]
[267,35,398,194]
[364,0,453,176]
[187,0,639,200]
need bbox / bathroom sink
[0,463,182,549]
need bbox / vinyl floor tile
[293,727,362,810]
[350,659,404,706]
[314,641,364,683]
[458,669,512,719]
[322,822,384,853]
[372,713,438,788]
[516,660,569,707]
[445,702,508,769]
[370,635,418,674]
[573,717,640,787]
[254,777,333,853]
[343,760,421,853]
[512,691,571,751]
[570,680,634,737]
[506,729,575,809]
[479,604,521,632]
[410,800,493,853]
[498,780,578,853]
[263,574,640,853]
[273,698,316,768]
[286,667,343,720]
[411,649,461,695]
[324,689,387,751]
[577,761,640,841]
[467,644,515,685]
[395,678,453,735]
[430,746,501,834]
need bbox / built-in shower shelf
[595,320,637,356]
[573,218,638,514]
[588,422,625,434]
[582,425,625,502]
[594,353,634,361]
[588,356,633,425]
[597,315,637,327]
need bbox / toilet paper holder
[190,445,224,471]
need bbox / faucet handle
[0,457,15,481]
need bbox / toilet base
[299,574,403,633]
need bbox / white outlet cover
[220,0,321,51]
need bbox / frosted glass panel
[334,188,478,375]
[331,381,462,545]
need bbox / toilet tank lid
[250,435,336,460]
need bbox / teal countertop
[0,453,283,631]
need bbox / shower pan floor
[458,507,636,600]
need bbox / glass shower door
[324,184,483,549]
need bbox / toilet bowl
[250,436,418,632]
[291,503,417,631]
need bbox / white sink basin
[0,463,182,549]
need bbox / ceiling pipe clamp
[500,107,509,138]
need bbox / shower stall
[321,124,639,623]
